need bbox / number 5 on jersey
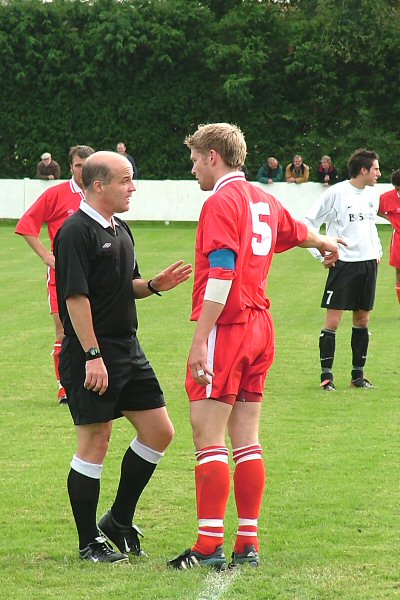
[249,202,272,256]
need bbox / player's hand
[84,358,108,395]
[151,260,192,292]
[318,235,347,268]
[43,252,55,269]
[188,340,214,386]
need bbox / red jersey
[15,179,85,250]
[191,172,308,324]
[379,188,400,268]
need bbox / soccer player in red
[168,123,345,571]
[379,169,400,303]
[15,145,95,404]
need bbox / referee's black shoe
[98,510,146,557]
[79,535,129,563]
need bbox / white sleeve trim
[204,278,232,305]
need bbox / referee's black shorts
[60,334,165,425]
[321,259,378,311]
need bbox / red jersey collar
[214,171,246,193]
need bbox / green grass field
[0,221,399,599]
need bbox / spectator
[285,154,309,184]
[37,152,61,180]
[256,157,283,184]
[378,169,400,303]
[317,155,339,186]
[116,142,138,179]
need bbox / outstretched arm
[299,230,347,268]
[132,260,192,298]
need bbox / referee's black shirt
[54,209,140,337]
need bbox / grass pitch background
[0,221,398,599]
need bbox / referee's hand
[84,358,109,395]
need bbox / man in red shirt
[16,145,95,404]
[379,169,400,302]
[168,123,345,571]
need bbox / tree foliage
[0,0,399,180]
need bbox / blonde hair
[184,122,247,168]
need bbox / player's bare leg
[51,311,67,404]
[228,401,263,567]
[168,400,232,570]
[396,269,400,303]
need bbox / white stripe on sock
[199,519,224,527]
[70,454,103,479]
[130,437,165,464]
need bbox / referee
[304,148,382,391]
[54,151,192,563]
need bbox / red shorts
[185,309,275,405]
[389,230,400,269]
[47,267,58,314]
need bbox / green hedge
[0,0,399,180]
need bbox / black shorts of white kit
[321,259,378,311]
[60,334,165,425]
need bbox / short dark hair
[82,158,113,190]
[391,169,400,187]
[347,148,379,178]
[69,145,95,165]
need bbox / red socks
[232,444,265,553]
[192,446,230,556]
[192,444,266,556]
[396,283,400,304]
[52,341,62,384]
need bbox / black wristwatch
[147,279,162,296]
[85,347,102,361]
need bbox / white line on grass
[196,569,240,600]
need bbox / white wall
[0,178,393,224]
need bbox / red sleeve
[274,203,308,253]
[15,191,51,237]
[200,195,239,257]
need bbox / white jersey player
[304,149,381,391]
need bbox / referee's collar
[79,200,119,229]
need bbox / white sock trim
[199,519,224,527]
[130,437,165,465]
[198,530,224,538]
[198,454,229,465]
[238,518,258,526]
[70,454,103,479]
[235,454,263,465]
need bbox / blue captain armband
[208,249,236,270]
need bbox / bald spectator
[37,152,61,180]
[285,155,309,184]
[116,142,138,179]
[256,157,283,184]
